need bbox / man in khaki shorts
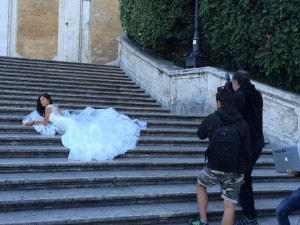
[189,88,251,225]
[198,166,244,204]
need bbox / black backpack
[207,115,242,171]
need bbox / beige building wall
[17,0,59,60]
[1,0,124,64]
[89,0,124,64]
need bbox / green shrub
[199,0,300,93]
[119,0,195,66]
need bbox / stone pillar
[55,0,82,62]
[0,0,19,57]
[0,0,10,56]
[80,0,90,63]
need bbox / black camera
[217,72,234,93]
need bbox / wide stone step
[0,118,199,126]
[0,168,291,190]
[0,84,147,100]
[0,197,293,225]
[0,104,169,114]
[0,182,297,212]
[0,145,205,158]
[0,157,207,172]
[0,145,68,158]
[0,74,136,88]
[0,57,123,73]
[0,97,161,109]
[0,134,208,146]
[0,169,199,190]
[1,79,140,92]
[0,156,277,173]
[0,123,197,134]
[0,125,197,136]
[0,67,127,79]
[0,117,199,128]
[0,134,273,151]
[0,84,148,96]
[0,110,202,122]
[0,89,154,102]
[0,145,273,158]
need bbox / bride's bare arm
[24,107,52,126]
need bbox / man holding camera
[231,70,265,225]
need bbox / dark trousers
[239,137,265,218]
[276,187,300,225]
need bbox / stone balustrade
[117,35,300,147]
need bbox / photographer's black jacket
[197,105,252,175]
[233,83,264,140]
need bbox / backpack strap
[204,114,222,162]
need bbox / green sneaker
[188,218,209,225]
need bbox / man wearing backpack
[231,70,265,225]
[189,88,251,225]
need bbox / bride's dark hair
[36,93,53,116]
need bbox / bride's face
[40,96,50,107]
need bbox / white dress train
[22,105,147,161]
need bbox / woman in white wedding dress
[23,93,147,161]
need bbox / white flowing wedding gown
[22,105,147,161]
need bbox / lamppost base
[185,55,206,68]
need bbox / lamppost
[185,0,206,68]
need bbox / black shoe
[234,216,258,225]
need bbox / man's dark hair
[232,70,250,86]
[216,88,233,106]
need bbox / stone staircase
[0,56,298,225]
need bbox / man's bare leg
[222,199,235,225]
[197,183,208,222]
